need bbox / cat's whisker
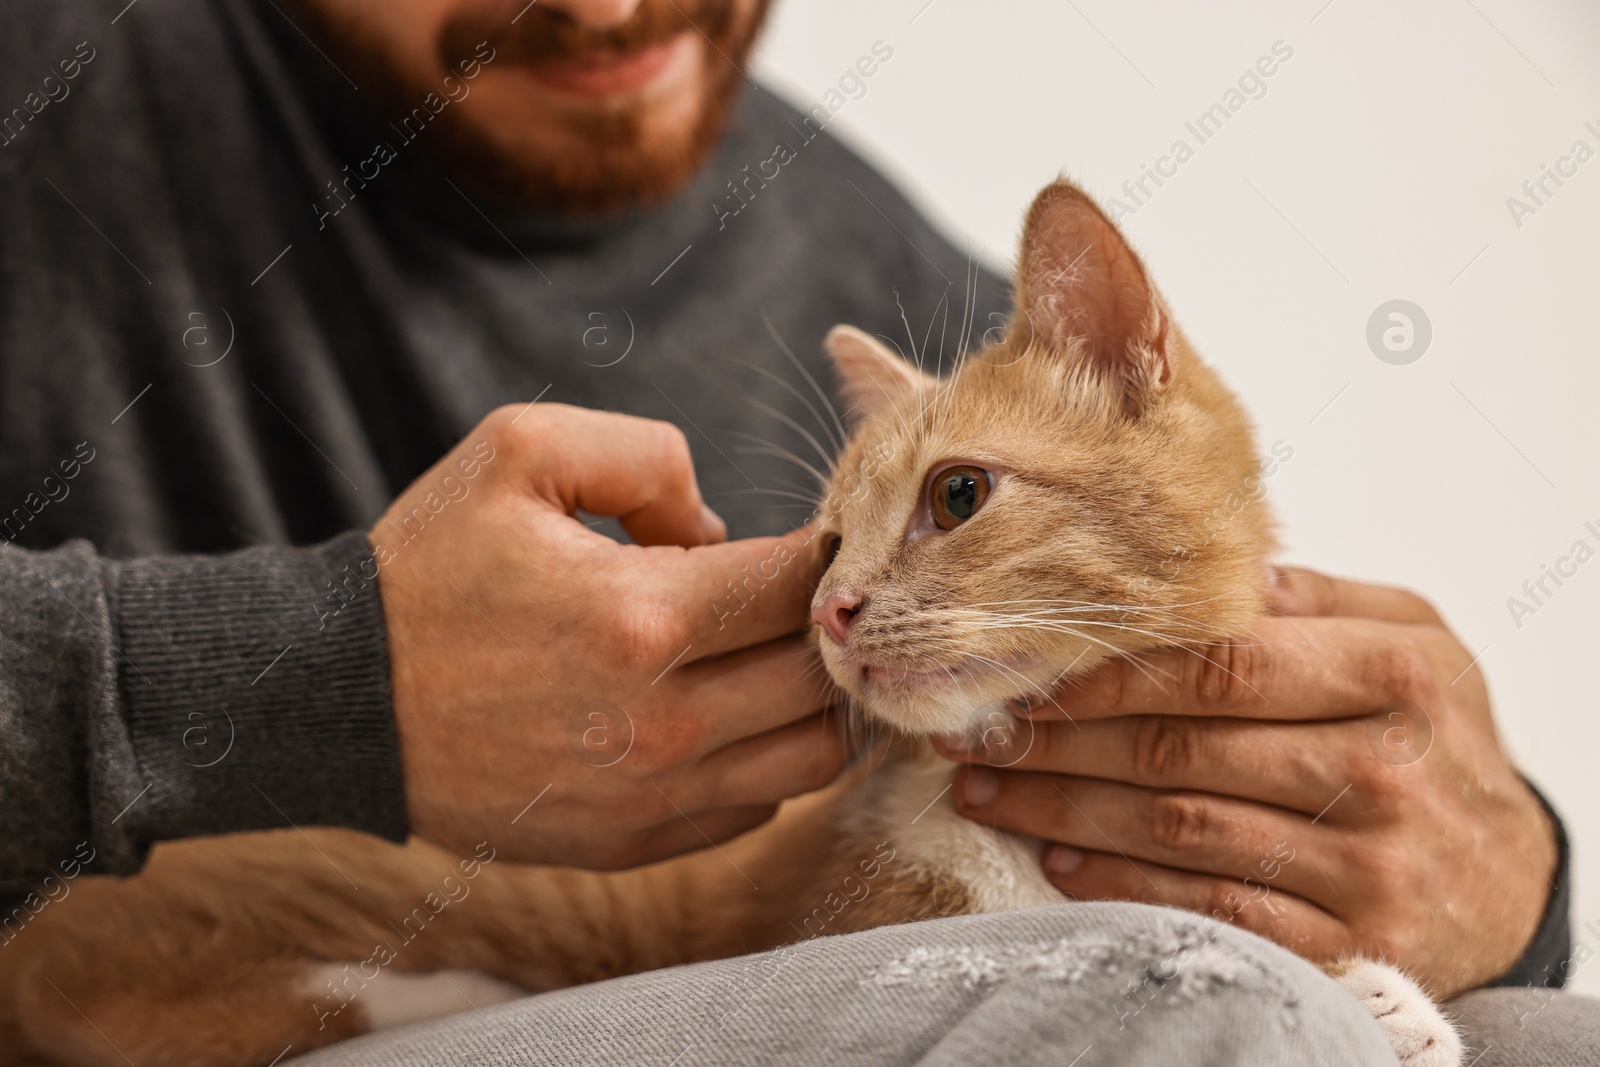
[729,436,830,489]
[893,287,921,372]
[720,486,827,506]
[957,246,979,362]
[757,307,848,450]
[949,604,1235,637]
[963,589,1254,617]
[964,616,1241,647]
[957,652,1058,708]
[923,285,948,379]
[745,397,837,474]
[736,359,845,455]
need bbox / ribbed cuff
[1485,778,1572,989]
[106,531,408,851]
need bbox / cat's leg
[12,956,369,1067]
[1325,957,1462,1067]
[296,964,526,1034]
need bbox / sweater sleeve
[1485,780,1573,990]
[0,531,407,898]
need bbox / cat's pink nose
[812,592,863,646]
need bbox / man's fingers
[671,525,827,660]
[1026,615,1439,723]
[677,711,848,810]
[1266,565,1443,626]
[503,404,725,547]
[670,634,834,751]
[936,716,1356,816]
[952,769,1344,905]
[1037,846,1350,957]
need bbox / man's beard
[295,0,771,215]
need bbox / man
[0,0,1589,1062]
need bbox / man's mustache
[438,0,739,68]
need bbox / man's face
[297,0,769,213]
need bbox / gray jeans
[293,903,1599,1066]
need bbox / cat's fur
[0,181,1460,1067]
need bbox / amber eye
[930,466,992,531]
[820,532,843,568]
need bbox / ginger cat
[0,180,1460,1067]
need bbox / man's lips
[519,34,689,98]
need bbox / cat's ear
[825,325,935,422]
[1012,180,1173,414]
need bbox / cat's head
[810,180,1276,737]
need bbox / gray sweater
[0,0,1568,987]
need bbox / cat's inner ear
[1012,180,1172,412]
[825,325,935,422]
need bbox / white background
[755,0,1600,993]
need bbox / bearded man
[0,2,1590,1064]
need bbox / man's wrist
[1485,778,1572,990]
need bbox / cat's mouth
[846,652,1042,693]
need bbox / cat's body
[0,181,1461,1067]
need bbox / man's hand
[375,403,844,870]
[934,567,1558,997]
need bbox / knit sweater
[0,0,1568,987]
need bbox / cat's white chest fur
[846,748,1463,1067]
[845,749,1062,913]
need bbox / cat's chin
[820,646,1056,736]
[827,663,1033,737]
[862,693,1020,738]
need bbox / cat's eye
[929,466,992,530]
[820,532,843,568]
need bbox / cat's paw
[1329,958,1461,1067]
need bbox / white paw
[1331,959,1462,1067]
[300,963,527,1032]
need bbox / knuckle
[1395,586,1442,623]
[633,707,701,776]
[1147,792,1213,851]
[1088,654,1135,710]
[1131,717,1200,783]
[1374,640,1439,708]
[1203,879,1246,924]
[650,421,695,480]
[1283,568,1336,615]
[607,588,691,672]
[482,403,555,463]
[1350,838,1409,892]
[1187,641,1266,709]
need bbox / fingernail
[961,766,999,806]
[699,503,727,543]
[1011,695,1045,718]
[1045,845,1085,875]
[1264,564,1299,615]
[936,733,976,755]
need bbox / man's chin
[291,0,770,218]
[441,102,723,216]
